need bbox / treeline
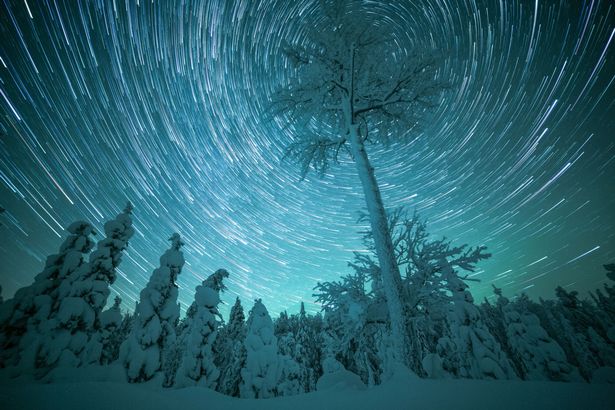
[0,204,614,398]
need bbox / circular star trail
[0,0,614,318]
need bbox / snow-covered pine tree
[174,269,228,388]
[587,327,615,369]
[275,312,294,355]
[438,258,516,380]
[99,296,124,365]
[497,291,581,381]
[551,286,606,380]
[569,267,615,379]
[480,286,522,377]
[120,233,184,383]
[592,266,615,341]
[0,221,96,373]
[161,299,198,388]
[240,299,284,398]
[215,297,247,397]
[274,311,292,338]
[163,270,230,388]
[273,0,445,364]
[293,303,321,392]
[117,310,134,348]
[600,264,615,339]
[45,203,134,368]
[551,308,598,381]
[274,310,305,396]
[277,355,303,397]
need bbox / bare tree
[272,0,445,364]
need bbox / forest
[1,202,614,399]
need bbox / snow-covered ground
[1,366,613,410]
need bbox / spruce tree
[215,296,247,396]
[240,299,283,398]
[99,296,124,365]
[175,269,228,388]
[120,233,184,383]
[0,221,96,372]
[49,203,134,367]
[438,259,516,380]
[498,292,580,381]
[294,303,320,392]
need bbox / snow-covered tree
[549,308,598,381]
[274,308,312,395]
[347,209,496,377]
[479,287,522,378]
[497,292,580,381]
[120,233,184,383]
[215,297,247,397]
[599,263,615,335]
[240,299,284,398]
[273,0,444,364]
[293,303,322,392]
[314,267,383,385]
[438,259,516,380]
[44,203,134,368]
[592,270,615,341]
[0,221,96,372]
[587,327,615,369]
[547,286,611,380]
[175,269,228,388]
[99,296,124,365]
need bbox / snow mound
[316,368,366,391]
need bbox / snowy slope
[1,368,613,410]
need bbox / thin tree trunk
[347,124,408,364]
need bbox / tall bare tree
[272,0,444,364]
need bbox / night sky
[0,0,613,319]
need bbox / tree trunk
[347,124,408,364]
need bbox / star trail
[0,0,613,318]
